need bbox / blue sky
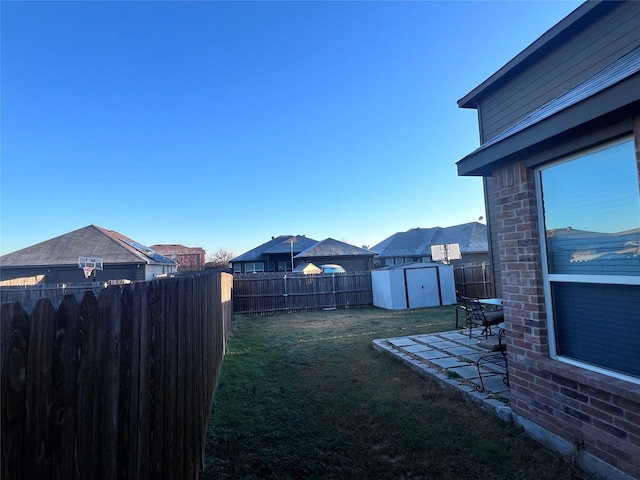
[1,0,583,258]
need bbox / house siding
[0,264,147,284]
[478,2,640,142]
[483,177,502,297]
[493,160,640,479]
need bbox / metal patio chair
[475,327,509,392]
[461,296,504,339]
[455,291,471,329]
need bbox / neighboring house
[231,236,376,273]
[370,222,488,268]
[294,238,375,272]
[151,244,206,273]
[0,224,177,284]
[231,235,319,273]
[456,2,640,478]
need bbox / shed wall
[372,264,456,310]
[371,269,407,310]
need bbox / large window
[244,262,264,273]
[538,137,640,382]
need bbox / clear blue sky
[1,0,583,258]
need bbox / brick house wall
[151,244,206,273]
[494,161,640,478]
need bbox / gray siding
[0,264,146,284]
[483,177,501,297]
[478,2,640,142]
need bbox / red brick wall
[493,160,640,478]
[151,245,206,272]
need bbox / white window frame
[536,136,640,385]
[244,262,265,273]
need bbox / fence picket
[0,271,232,480]
[233,272,374,314]
[25,298,56,479]
[52,295,79,480]
[453,263,494,298]
[1,302,30,480]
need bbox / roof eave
[458,1,609,109]
[457,76,640,176]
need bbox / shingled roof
[0,224,175,267]
[370,222,488,258]
[231,235,319,262]
[295,238,375,258]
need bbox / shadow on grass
[202,306,589,480]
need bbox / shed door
[405,268,440,308]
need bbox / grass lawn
[203,306,589,480]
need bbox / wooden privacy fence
[233,272,373,314]
[1,271,233,480]
[453,263,493,299]
[0,282,106,309]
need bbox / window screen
[552,282,640,377]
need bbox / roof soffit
[457,73,640,176]
[458,1,611,108]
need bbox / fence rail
[1,271,233,480]
[233,272,373,314]
[0,282,106,308]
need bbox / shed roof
[0,225,175,267]
[293,262,322,274]
[370,222,487,258]
[374,261,443,271]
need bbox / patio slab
[387,338,418,347]
[414,349,449,361]
[446,346,480,356]
[401,344,433,353]
[372,328,512,416]
[430,357,469,369]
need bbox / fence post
[283,275,288,312]
[331,274,336,308]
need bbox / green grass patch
[203,306,589,480]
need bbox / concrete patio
[372,327,512,420]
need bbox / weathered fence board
[52,295,78,480]
[1,302,29,480]
[233,267,491,315]
[233,272,373,314]
[453,263,494,299]
[1,271,232,480]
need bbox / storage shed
[371,262,456,310]
[293,262,322,274]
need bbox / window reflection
[541,139,640,276]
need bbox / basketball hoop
[78,256,103,280]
